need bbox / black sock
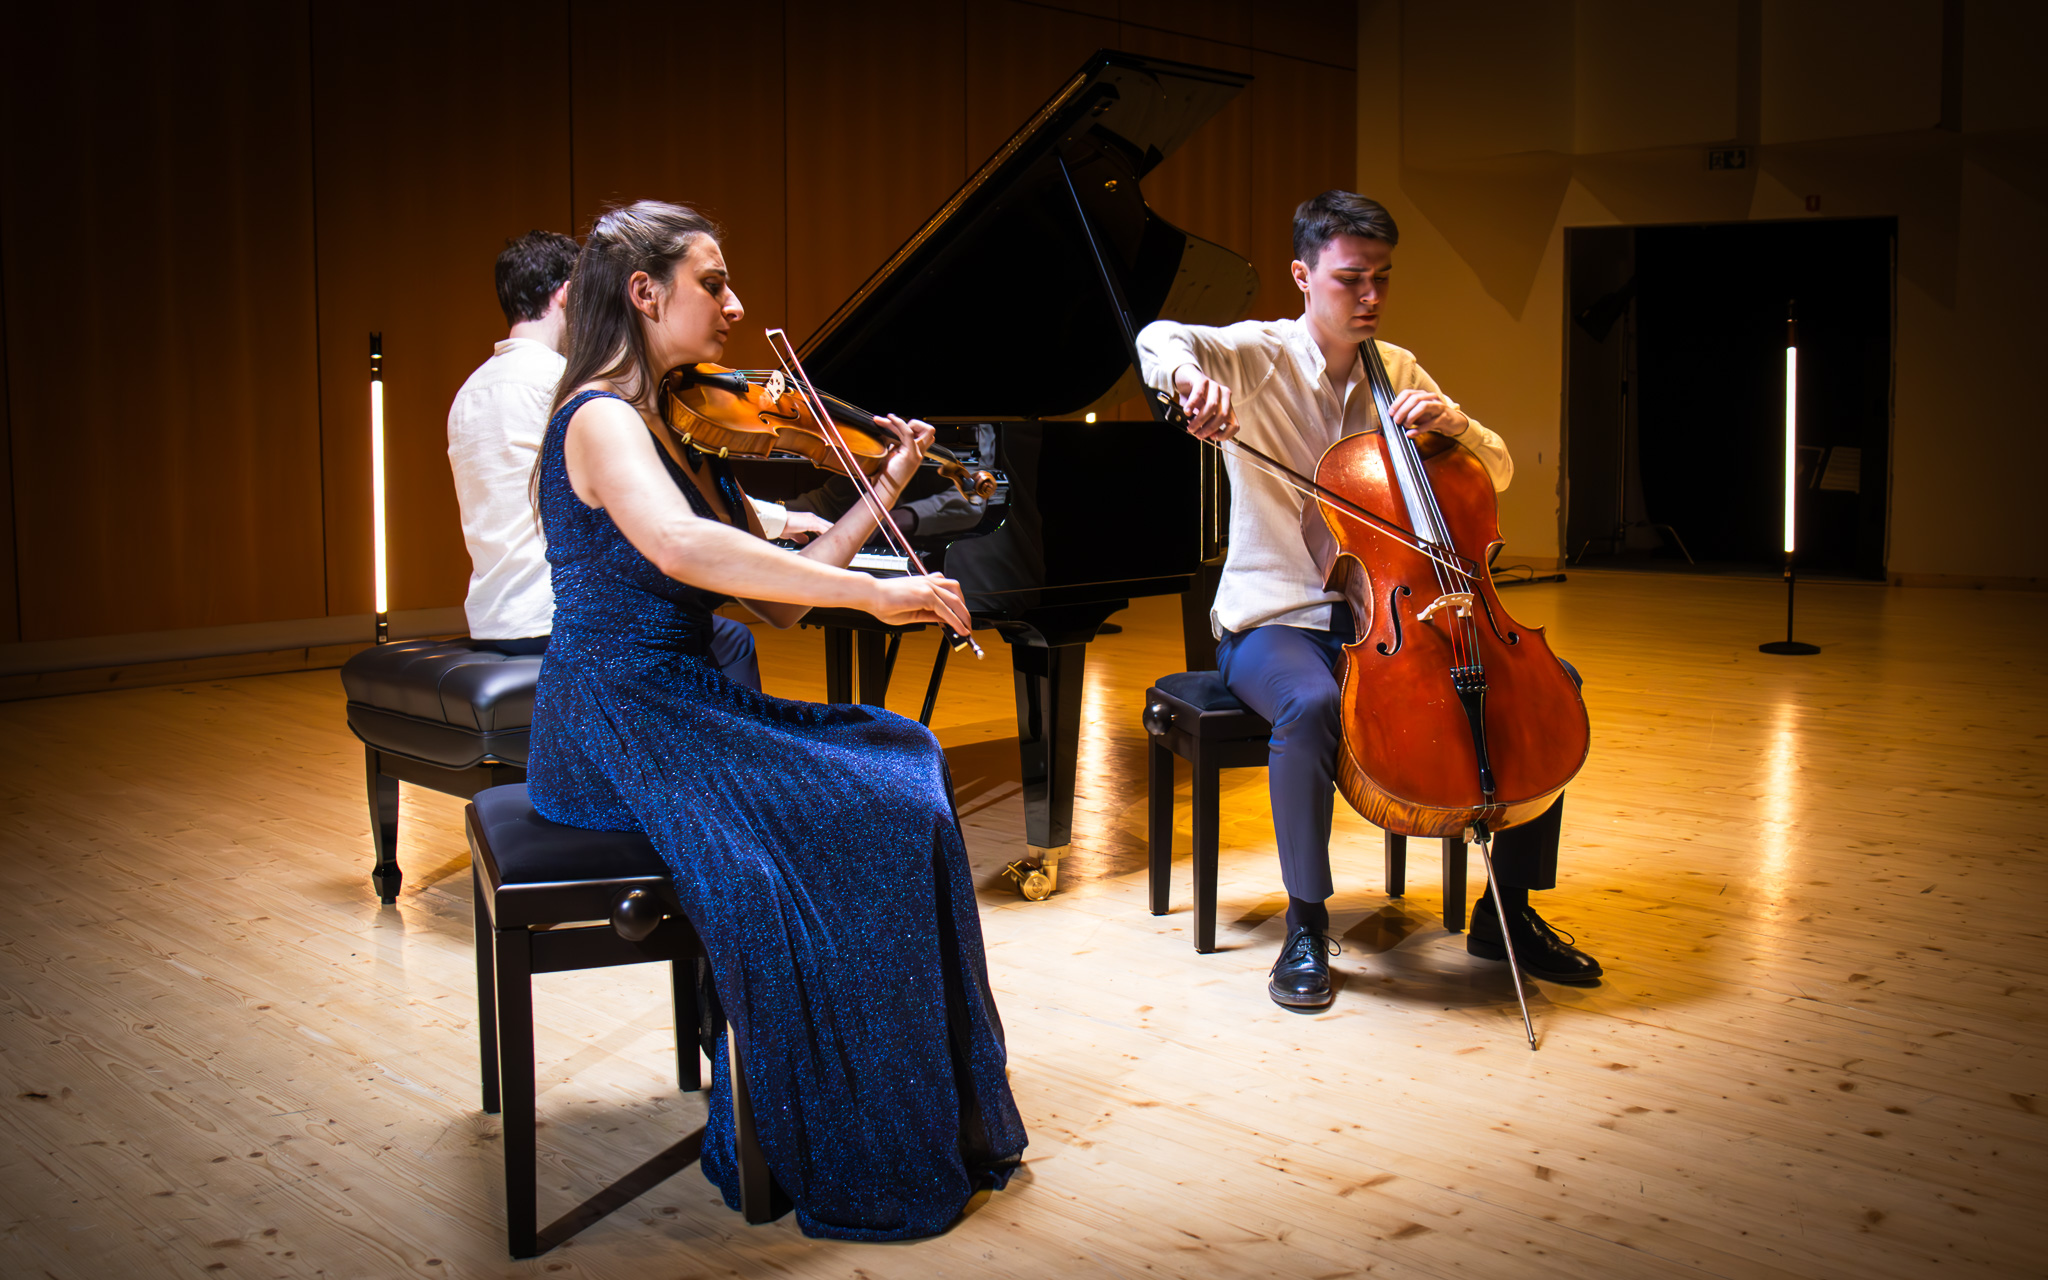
[1482,883,1529,912]
[1286,897,1329,937]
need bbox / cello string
[1371,341,1485,671]
[1362,342,1472,669]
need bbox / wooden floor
[2,571,2043,1279]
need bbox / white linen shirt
[1136,315,1514,638]
[447,338,562,640]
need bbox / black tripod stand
[1570,279,1693,565]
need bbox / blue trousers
[480,614,762,692]
[1215,611,1565,903]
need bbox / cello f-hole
[1472,587,1521,646]
[1376,584,1412,656]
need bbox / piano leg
[856,630,890,706]
[823,627,853,704]
[1001,603,1124,897]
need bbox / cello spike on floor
[1471,824,1540,1050]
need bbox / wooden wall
[0,0,1355,653]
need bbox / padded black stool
[1141,670,1468,953]
[342,638,539,903]
[466,783,779,1257]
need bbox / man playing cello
[1136,190,1602,1011]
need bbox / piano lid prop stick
[763,328,984,659]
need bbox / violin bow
[763,328,984,659]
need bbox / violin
[657,363,996,501]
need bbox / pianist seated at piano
[527,199,1026,1239]
[445,228,828,681]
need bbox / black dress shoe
[1269,926,1337,1010]
[1467,896,1604,984]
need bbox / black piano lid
[798,50,1256,422]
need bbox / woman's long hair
[550,200,722,419]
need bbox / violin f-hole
[1375,584,1411,655]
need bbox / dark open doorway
[1564,218,1894,580]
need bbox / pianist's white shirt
[448,338,563,640]
[1136,315,1514,639]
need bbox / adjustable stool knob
[611,887,663,941]
[1142,699,1175,736]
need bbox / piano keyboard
[849,552,910,575]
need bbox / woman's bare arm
[562,394,968,633]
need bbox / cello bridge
[1416,592,1476,623]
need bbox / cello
[1185,353,1590,1049]
[1305,340,1589,848]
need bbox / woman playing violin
[528,200,1024,1239]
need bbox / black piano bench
[466,784,781,1257]
[1141,670,1469,953]
[341,638,539,903]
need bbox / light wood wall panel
[1760,0,1942,144]
[784,0,969,347]
[1572,0,1739,154]
[311,0,574,617]
[570,0,789,373]
[0,2,326,642]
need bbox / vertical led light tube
[1760,303,1818,655]
[370,333,389,644]
[1782,338,1797,554]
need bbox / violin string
[762,329,983,658]
[761,332,918,562]
[740,370,977,491]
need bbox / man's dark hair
[1292,191,1399,267]
[495,230,581,326]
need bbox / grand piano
[745,50,1257,892]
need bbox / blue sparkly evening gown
[526,390,1026,1240]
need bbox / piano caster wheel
[1002,860,1056,900]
